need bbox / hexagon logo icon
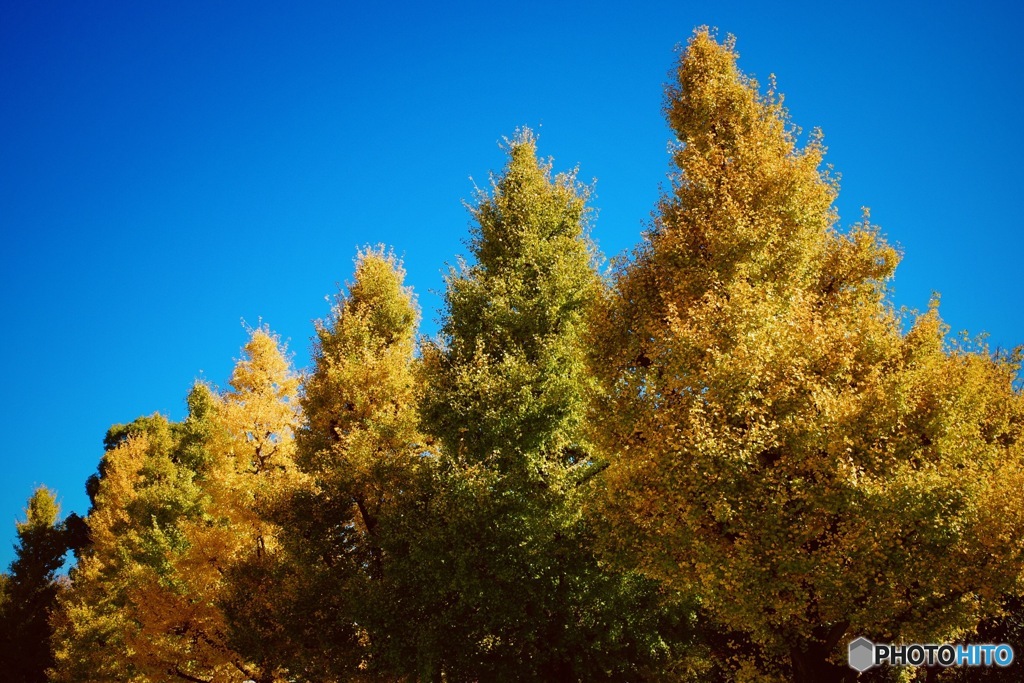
[848,637,875,672]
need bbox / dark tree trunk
[789,622,855,683]
[790,647,858,683]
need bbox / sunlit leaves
[589,28,1024,680]
[51,331,302,683]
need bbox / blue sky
[2,1,1022,569]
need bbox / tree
[0,486,69,683]
[52,330,303,683]
[51,430,165,683]
[214,327,304,683]
[51,401,237,682]
[276,247,425,680]
[589,29,1024,682]
[408,131,694,681]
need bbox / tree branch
[172,667,212,683]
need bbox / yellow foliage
[589,28,1024,676]
[51,329,303,683]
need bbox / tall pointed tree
[280,247,426,679]
[590,29,1024,682]
[214,327,304,683]
[421,130,600,473]
[0,486,69,683]
[409,131,693,681]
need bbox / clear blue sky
[2,1,1022,569]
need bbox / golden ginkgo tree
[50,329,302,683]
[589,28,1024,683]
[278,248,427,680]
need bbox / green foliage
[0,486,70,683]
[279,247,426,680]
[175,382,222,473]
[51,400,234,681]
[421,130,599,469]
[403,131,695,681]
[37,33,1024,683]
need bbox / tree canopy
[0,487,70,683]
[407,132,692,681]
[588,28,1024,682]
[26,28,1024,683]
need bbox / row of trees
[2,30,1023,682]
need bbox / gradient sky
[2,1,1022,569]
